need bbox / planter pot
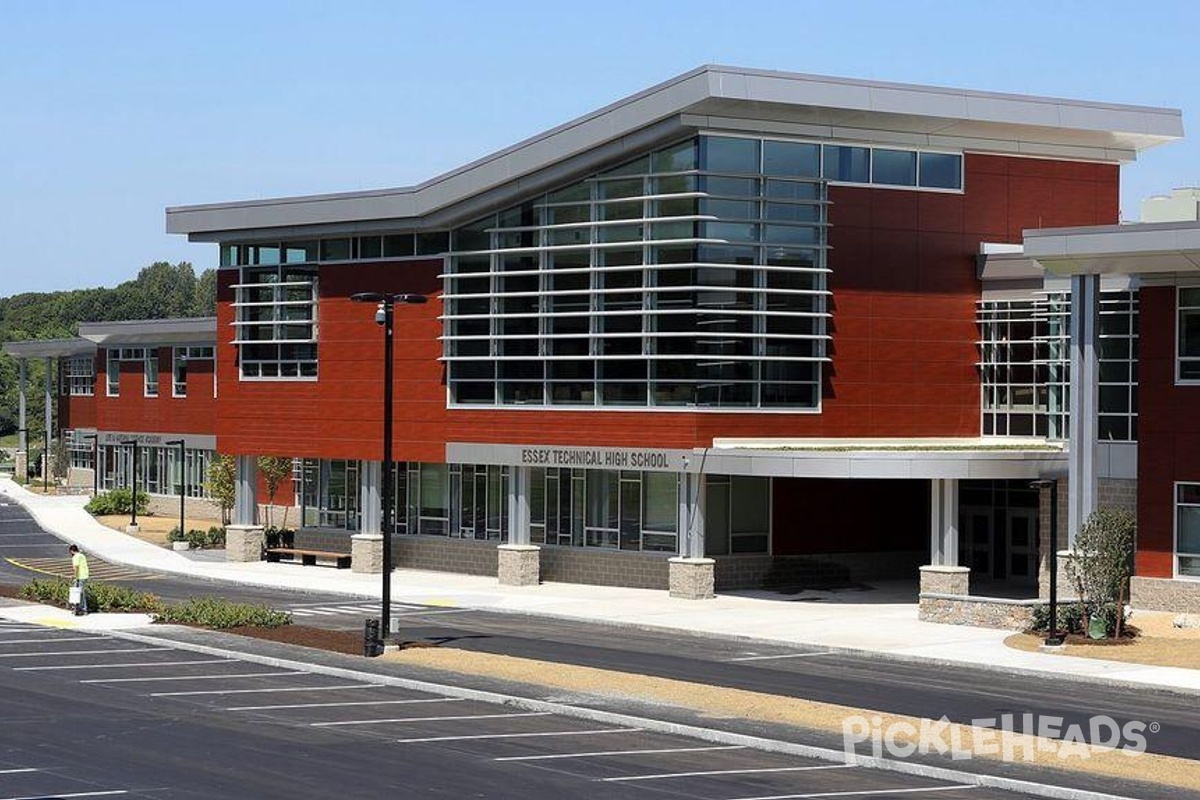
[172,541,191,552]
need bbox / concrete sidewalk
[3,475,1198,694]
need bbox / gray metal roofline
[2,338,96,359]
[166,64,1183,237]
[1025,221,1200,276]
[78,317,217,345]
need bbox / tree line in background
[0,262,216,440]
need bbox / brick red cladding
[1136,286,1199,578]
[215,153,1118,463]
[59,393,96,431]
[94,349,216,436]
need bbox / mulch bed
[224,624,366,655]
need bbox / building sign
[446,443,696,473]
[96,431,216,450]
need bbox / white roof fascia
[1026,221,1200,276]
[78,318,218,346]
[166,65,1182,240]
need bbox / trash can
[363,617,383,657]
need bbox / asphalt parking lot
[0,618,1044,800]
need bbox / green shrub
[167,526,187,543]
[186,528,208,549]
[263,527,295,549]
[85,488,150,516]
[19,578,160,612]
[153,597,292,629]
[1030,600,1128,638]
[205,526,226,549]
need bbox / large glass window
[872,149,917,186]
[1178,287,1200,382]
[62,357,95,397]
[703,475,770,555]
[97,443,213,499]
[173,346,214,397]
[144,351,159,397]
[919,152,963,190]
[300,459,359,530]
[1177,483,1200,578]
[233,265,318,379]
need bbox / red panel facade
[214,153,1120,461]
[1136,286,1200,578]
[95,347,216,436]
[59,393,96,431]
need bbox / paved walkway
[2,475,1198,694]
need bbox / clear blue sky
[2,0,1198,296]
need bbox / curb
[4,480,1199,700]
[94,623,1151,800]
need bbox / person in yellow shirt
[69,545,89,616]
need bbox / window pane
[642,472,678,532]
[763,141,820,177]
[823,145,870,182]
[1180,309,1200,358]
[320,238,351,261]
[1178,504,1200,553]
[653,139,697,172]
[1179,484,1200,505]
[704,136,760,174]
[919,152,963,189]
[872,149,917,186]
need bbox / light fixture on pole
[1030,478,1063,647]
[82,434,98,496]
[166,439,185,545]
[121,439,140,531]
[350,291,428,655]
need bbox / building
[3,318,227,520]
[56,66,1194,614]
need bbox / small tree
[1066,506,1136,638]
[206,454,237,525]
[257,456,293,529]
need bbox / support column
[1068,273,1100,546]
[921,478,968,596]
[226,454,263,562]
[670,470,713,599]
[498,466,539,586]
[352,460,384,574]
[15,359,27,481]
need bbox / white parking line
[81,671,302,684]
[15,659,229,672]
[394,609,469,617]
[495,745,747,762]
[0,637,98,644]
[0,647,172,659]
[395,728,638,744]
[0,792,127,799]
[727,651,835,662]
[290,609,338,616]
[0,768,37,774]
[313,711,551,727]
[151,683,376,697]
[602,764,854,782]
[227,697,462,711]
[727,785,976,800]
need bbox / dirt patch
[382,647,1200,789]
[1006,630,1200,669]
[94,515,216,548]
[221,624,366,656]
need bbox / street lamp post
[350,291,427,653]
[82,434,98,496]
[121,439,140,530]
[43,428,50,492]
[166,439,185,544]
[1030,478,1063,647]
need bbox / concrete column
[507,466,531,546]
[669,557,716,599]
[43,356,53,481]
[929,478,959,566]
[351,533,383,574]
[678,471,706,559]
[360,460,382,535]
[919,565,970,595]
[233,455,258,527]
[13,358,26,481]
[1068,273,1100,546]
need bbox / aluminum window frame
[1175,482,1200,580]
[1176,285,1200,385]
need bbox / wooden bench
[265,548,351,569]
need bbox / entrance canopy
[708,438,1066,480]
[2,338,94,359]
[1026,220,1200,276]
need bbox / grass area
[1006,610,1200,669]
[95,514,220,547]
[0,433,17,448]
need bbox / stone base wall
[351,534,383,574]
[540,547,670,589]
[669,557,715,599]
[225,525,264,562]
[1037,477,1070,599]
[145,496,223,524]
[1098,478,1138,516]
[919,595,1037,630]
[66,467,94,489]
[714,550,924,591]
[498,545,541,586]
[919,566,969,595]
[295,528,354,554]
[393,536,498,577]
[1130,576,1200,614]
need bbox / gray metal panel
[167,65,1182,239]
[1098,441,1138,480]
[2,338,95,359]
[78,317,217,346]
